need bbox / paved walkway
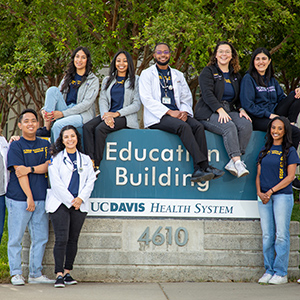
[0,282,299,300]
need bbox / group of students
[0,41,300,287]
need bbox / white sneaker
[11,274,25,286]
[225,159,237,176]
[28,275,55,284]
[234,160,249,178]
[268,274,288,285]
[258,273,272,284]
[297,278,300,284]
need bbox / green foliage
[1,0,300,109]
[0,213,10,283]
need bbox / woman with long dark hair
[256,116,299,285]
[195,41,252,177]
[83,50,140,174]
[42,47,99,141]
[240,47,300,148]
[46,125,96,288]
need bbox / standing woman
[195,41,252,177]
[46,125,96,288]
[42,46,99,142]
[240,47,300,149]
[83,50,140,174]
[256,116,299,285]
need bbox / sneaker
[11,274,25,286]
[28,275,55,284]
[297,278,300,284]
[292,178,300,190]
[54,275,65,288]
[225,159,238,176]
[268,274,288,285]
[191,168,214,182]
[206,166,225,179]
[258,272,272,284]
[234,160,249,178]
[63,273,77,285]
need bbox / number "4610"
[137,226,189,246]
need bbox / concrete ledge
[21,219,300,282]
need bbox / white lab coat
[0,136,9,195]
[139,64,194,128]
[46,149,96,213]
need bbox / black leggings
[83,116,127,167]
[49,204,87,274]
[250,92,300,148]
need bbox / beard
[154,58,170,66]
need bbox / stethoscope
[63,153,83,173]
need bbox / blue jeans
[258,193,294,277]
[0,194,5,244]
[200,111,252,159]
[6,197,49,277]
[44,86,83,142]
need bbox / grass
[0,212,10,283]
[0,199,300,283]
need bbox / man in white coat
[139,43,224,182]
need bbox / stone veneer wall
[21,219,300,282]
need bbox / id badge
[162,96,171,104]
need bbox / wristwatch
[31,167,35,174]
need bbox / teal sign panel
[91,129,265,200]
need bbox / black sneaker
[54,275,65,288]
[206,166,225,179]
[63,273,77,285]
[191,168,214,182]
[292,178,300,190]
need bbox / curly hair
[208,41,240,73]
[60,46,93,93]
[50,125,83,157]
[104,50,135,90]
[257,116,293,168]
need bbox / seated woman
[42,46,99,142]
[240,47,300,148]
[194,41,252,177]
[46,125,96,288]
[83,50,141,174]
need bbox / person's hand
[52,111,64,120]
[269,113,278,119]
[103,112,120,119]
[9,135,20,143]
[15,166,31,178]
[179,111,188,122]
[217,108,231,124]
[104,116,115,128]
[167,110,181,119]
[72,197,83,210]
[26,197,35,212]
[258,191,271,204]
[295,88,300,99]
[42,110,54,121]
[239,109,252,122]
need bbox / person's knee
[46,86,59,97]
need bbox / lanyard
[158,70,173,97]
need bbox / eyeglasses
[217,50,231,55]
[155,50,170,55]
